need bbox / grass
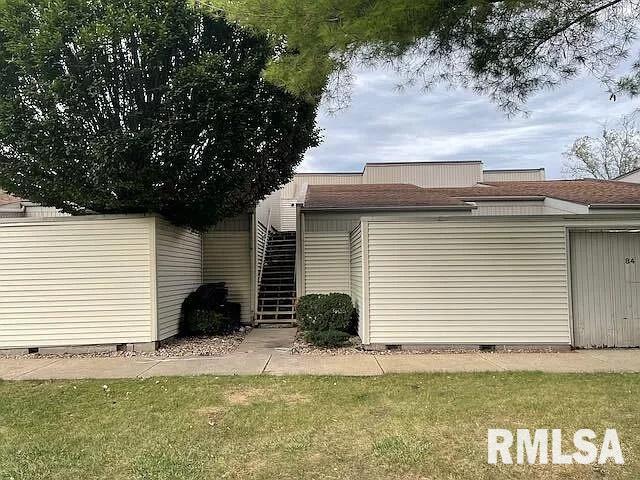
[0,373,639,479]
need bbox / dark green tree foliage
[0,0,318,228]
[213,0,640,112]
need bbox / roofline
[453,195,546,202]
[615,167,640,180]
[483,168,545,173]
[301,204,476,212]
[588,203,640,209]
[365,160,482,167]
[296,160,484,176]
[294,172,362,176]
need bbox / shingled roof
[303,180,640,210]
[303,184,473,210]
[0,190,22,207]
[433,179,640,206]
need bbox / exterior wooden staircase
[256,231,296,325]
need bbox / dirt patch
[226,387,269,405]
[225,387,309,406]
[280,393,310,405]
[196,406,228,426]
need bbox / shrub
[183,310,229,336]
[304,329,351,347]
[180,284,241,336]
[296,293,354,331]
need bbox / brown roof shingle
[303,180,640,210]
[434,179,640,206]
[0,190,22,207]
[303,184,471,210]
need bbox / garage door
[571,231,640,348]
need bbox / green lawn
[0,373,638,479]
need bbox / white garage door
[571,231,640,348]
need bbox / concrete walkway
[1,349,640,380]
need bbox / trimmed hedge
[296,293,354,332]
[304,329,351,347]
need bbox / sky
[300,67,639,179]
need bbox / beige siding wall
[155,219,202,340]
[483,169,545,182]
[281,173,362,198]
[0,217,154,348]
[363,162,482,187]
[617,170,640,183]
[472,201,546,216]
[256,221,267,281]
[203,224,252,324]
[280,199,297,231]
[304,232,351,294]
[366,220,570,345]
[350,224,364,338]
[256,189,281,231]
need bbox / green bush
[296,293,354,331]
[304,329,351,347]
[182,309,229,336]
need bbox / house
[0,190,67,218]
[1,161,639,352]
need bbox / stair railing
[257,207,272,288]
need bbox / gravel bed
[0,329,249,359]
[290,333,562,355]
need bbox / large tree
[211,0,640,112]
[0,0,318,228]
[563,115,640,179]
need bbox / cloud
[302,67,639,178]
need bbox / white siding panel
[363,162,482,187]
[304,232,350,294]
[155,219,202,340]
[472,201,546,216]
[0,217,153,348]
[256,221,267,281]
[280,199,297,231]
[350,225,363,337]
[202,230,252,324]
[483,169,545,182]
[367,221,570,344]
[616,170,640,183]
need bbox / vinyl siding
[483,169,545,182]
[304,232,350,294]
[350,224,363,338]
[570,231,640,347]
[363,162,482,187]
[0,217,154,348]
[281,173,362,198]
[256,189,281,231]
[256,221,267,281]
[155,219,202,340]
[616,170,640,183]
[202,228,252,324]
[366,220,570,345]
[280,199,297,231]
[472,201,546,216]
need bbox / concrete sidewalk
[1,349,640,380]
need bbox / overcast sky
[300,68,639,179]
